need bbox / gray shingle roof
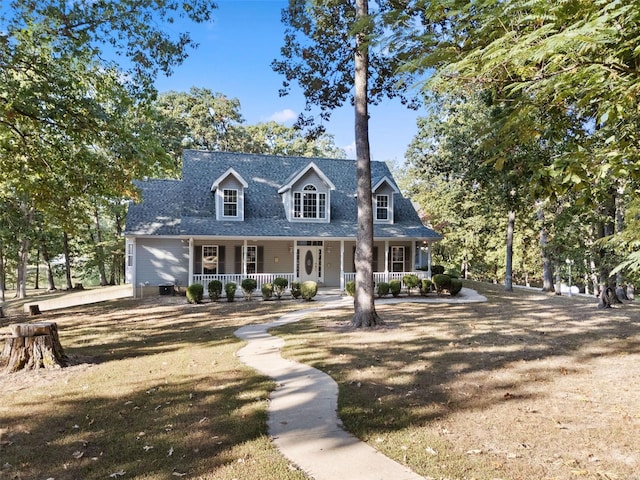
[124,150,441,240]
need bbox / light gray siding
[136,238,189,286]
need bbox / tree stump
[2,322,67,372]
[29,304,41,316]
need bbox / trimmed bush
[186,283,204,304]
[446,269,461,279]
[403,274,420,296]
[377,281,390,297]
[420,278,433,295]
[432,274,452,295]
[301,281,318,301]
[273,277,289,299]
[207,280,222,301]
[261,283,273,300]
[225,282,237,302]
[290,281,301,299]
[431,264,446,275]
[345,280,356,297]
[389,279,402,297]
[241,278,258,301]
[450,278,463,296]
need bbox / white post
[384,240,389,282]
[243,239,247,275]
[411,240,416,272]
[340,240,345,291]
[427,242,432,278]
[188,238,194,286]
[292,240,297,282]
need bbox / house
[124,150,441,297]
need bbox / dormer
[372,175,399,224]
[278,162,336,223]
[211,168,248,221]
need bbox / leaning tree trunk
[2,322,67,372]
[351,0,381,328]
[63,231,73,290]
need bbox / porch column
[292,240,297,282]
[340,240,345,291]
[129,238,137,298]
[243,239,247,275]
[384,240,389,282]
[188,238,194,286]
[427,242,432,277]
[418,241,424,269]
[411,240,416,272]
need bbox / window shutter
[195,246,203,274]
[234,246,241,273]
[218,246,225,274]
[257,246,264,273]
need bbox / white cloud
[343,141,356,159]
[268,109,297,123]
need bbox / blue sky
[154,0,423,163]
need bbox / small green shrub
[225,282,237,302]
[301,281,318,301]
[345,280,356,297]
[261,283,273,300]
[290,282,301,299]
[186,283,204,304]
[446,269,461,279]
[432,274,452,294]
[207,280,222,301]
[431,265,446,275]
[450,278,463,296]
[403,274,420,296]
[241,278,258,300]
[420,278,433,295]
[377,281,390,297]
[273,277,289,299]
[389,279,402,297]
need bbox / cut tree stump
[2,322,67,372]
[29,304,41,316]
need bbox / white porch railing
[343,271,431,285]
[193,273,296,294]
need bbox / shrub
[345,280,356,297]
[186,283,204,304]
[420,278,433,295]
[261,283,273,300]
[377,281,390,297]
[290,281,301,299]
[432,274,452,294]
[431,265,446,275]
[389,279,402,297]
[403,274,420,296]
[450,278,463,296]
[225,282,237,302]
[301,281,318,301]
[446,269,461,279]
[241,278,258,300]
[273,277,289,299]
[207,280,222,301]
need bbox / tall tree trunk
[34,246,40,290]
[0,241,5,304]
[504,210,515,291]
[16,238,29,299]
[537,206,554,292]
[63,231,73,290]
[92,207,108,286]
[40,237,56,291]
[351,0,381,328]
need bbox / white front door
[298,245,322,283]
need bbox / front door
[298,245,322,283]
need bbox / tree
[273,0,419,327]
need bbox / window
[202,245,218,274]
[245,245,257,274]
[294,185,326,219]
[391,246,405,272]
[223,189,238,217]
[376,195,389,220]
[126,242,133,268]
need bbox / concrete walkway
[234,288,487,480]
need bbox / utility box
[158,284,174,295]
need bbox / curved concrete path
[234,288,487,480]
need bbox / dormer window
[223,189,238,217]
[376,195,389,221]
[294,185,327,219]
[372,176,399,224]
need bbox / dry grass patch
[274,282,640,480]
[0,297,309,480]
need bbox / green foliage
[345,280,356,297]
[261,283,273,300]
[300,281,318,301]
[290,282,302,299]
[186,283,204,304]
[450,278,463,296]
[402,274,420,295]
[420,279,433,295]
[376,281,390,297]
[389,279,402,297]
[445,269,460,279]
[273,277,289,299]
[431,265,445,275]
[225,282,237,302]
[432,274,452,295]
[241,278,258,301]
[207,280,222,301]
